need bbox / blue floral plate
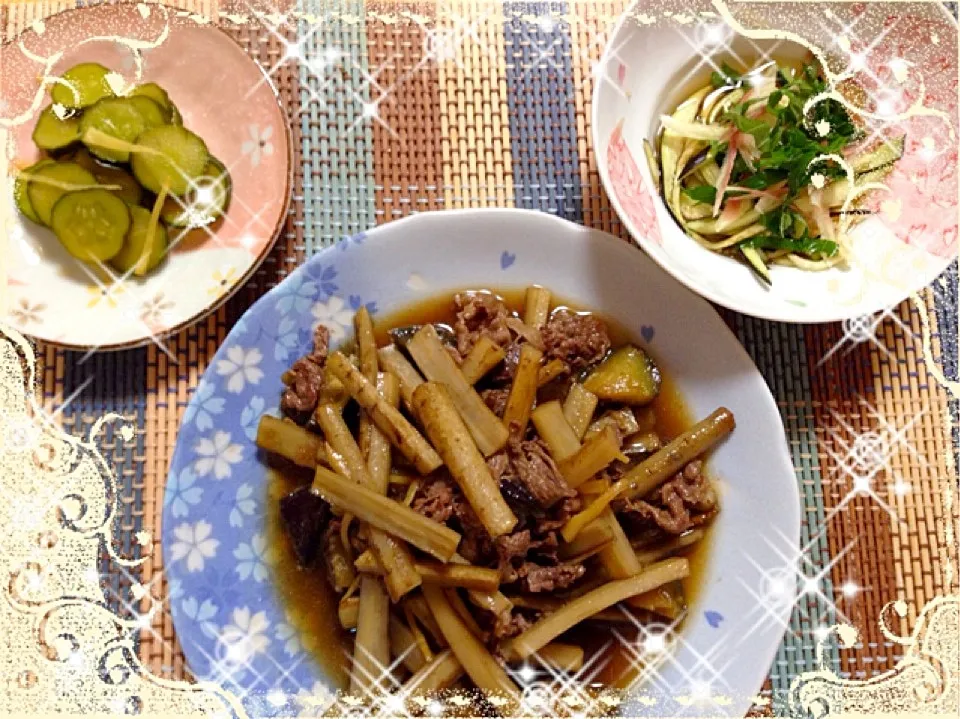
[163,209,800,717]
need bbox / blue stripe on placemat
[58,349,146,621]
[731,317,842,706]
[502,1,582,220]
[297,0,376,252]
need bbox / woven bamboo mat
[3,0,958,712]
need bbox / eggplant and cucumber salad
[646,59,904,285]
[13,62,231,277]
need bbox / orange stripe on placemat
[365,3,444,222]
[437,0,513,208]
[808,393,901,679]
[805,318,895,679]
[872,293,956,606]
[568,0,629,237]
[804,323,875,402]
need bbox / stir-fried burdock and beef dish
[255,287,734,700]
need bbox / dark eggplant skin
[279,486,331,566]
[388,323,456,349]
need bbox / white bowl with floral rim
[592,0,957,323]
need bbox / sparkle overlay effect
[0,0,958,717]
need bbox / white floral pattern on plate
[169,520,219,573]
[233,533,272,583]
[164,466,203,519]
[310,296,356,343]
[216,607,271,665]
[216,346,265,394]
[242,124,276,168]
[193,431,243,479]
[183,380,226,432]
[7,298,46,325]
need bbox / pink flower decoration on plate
[606,123,661,245]
[872,119,958,258]
[847,12,958,259]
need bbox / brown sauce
[265,289,714,691]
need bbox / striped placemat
[3,0,957,713]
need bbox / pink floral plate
[1,3,292,349]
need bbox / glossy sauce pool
[265,290,714,691]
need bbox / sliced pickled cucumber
[110,205,168,274]
[160,157,232,227]
[130,125,209,195]
[50,189,130,262]
[26,162,97,226]
[14,159,54,224]
[130,83,170,109]
[70,148,143,206]
[127,96,167,128]
[130,83,180,123]
[80,98,148,163]
[31,105,81,151]
[50,62,114,109]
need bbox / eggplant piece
[627,580,687,619]
[388,323,456,350]
[623,431,663,458]
[499,478,544,526]
[278,486,331,566]
[582,346,661,405]
[677,144,710,182]
[584,408,641,443]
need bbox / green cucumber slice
[80,98,148,163]
[31,105,81,151]
[70,148,144,206]
[850,135,905,175]
[25,162,97,226]
[127,95,168,128]
[50,62,114,109]
[130,83,182,124]
[14,159,54,224]
[110,205,168,274]
[160,156,232,227]
[130,125,209,195]
[741,245,772,285]
[50,189,130,262]
[130,82,170,104]
[130,83,170,109]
